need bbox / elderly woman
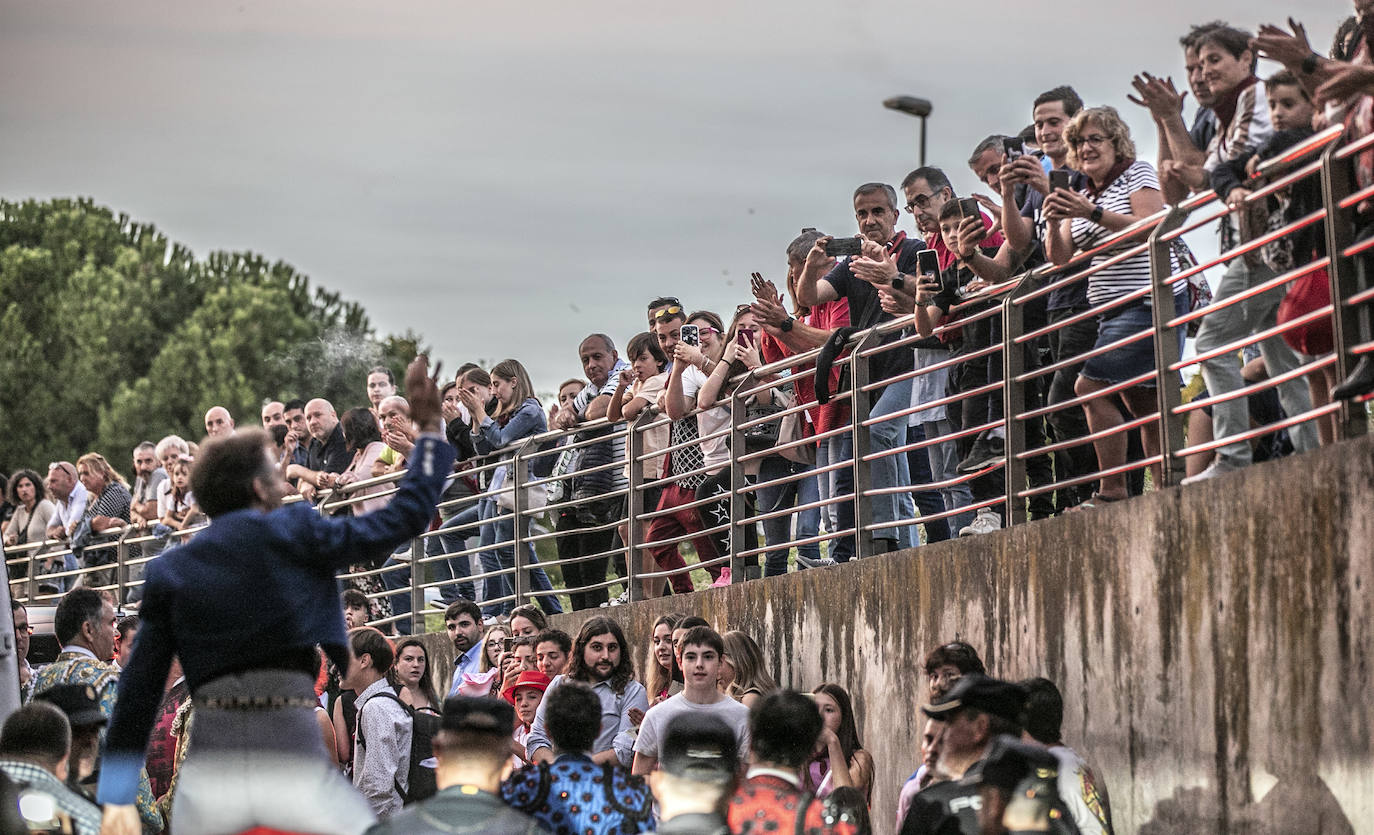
[1044,106,1186,509]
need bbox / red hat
[501,669,551,704]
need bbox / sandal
[1066,493,1123,512]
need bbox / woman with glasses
[1044,106,1187,510]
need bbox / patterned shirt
[501,753,653,835]
[30,650,163,832]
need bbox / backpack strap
[356,689,412,800]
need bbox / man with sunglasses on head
[640,301,726,593]
[796,183,924,555]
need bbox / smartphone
[502,638,515,653]
[1002,137,1022,160]
[1049,170,1072,193]
[824,237,864,258]
[679,324,700,347]
[958,197,980,219]
[916,248,939,278]
[736,330,753,347]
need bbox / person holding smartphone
[750,230,845,567]
[796,183,925,554]
[643,306,730,592]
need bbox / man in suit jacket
[98,357,455,835]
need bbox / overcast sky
[1,0,1342,396]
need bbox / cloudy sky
[1,0,1342,395]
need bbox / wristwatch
[891,274,907,291]
[780,317,795,333]
[1089,206,1104,224]
[1300,52,1319,75]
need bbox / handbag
[742,399,785,452]
[493,465,550,513]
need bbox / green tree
[0,197,422,473]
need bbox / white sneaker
[796,554,838,569]
[599,590,629,608]
[959,509,1002,537]
[1180,458,1243,486]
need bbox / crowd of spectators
[6,589,1118,834]
[5,10,1370,620]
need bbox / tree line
[0,197,421,474]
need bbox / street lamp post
[883,96,933,167]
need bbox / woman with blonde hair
[719,630,777,708]
[479,623,510,673]
[643,613,684,704]
[1044,105,1186,510]
[460,359,562,617]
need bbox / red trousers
[646,482,721,594]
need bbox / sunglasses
[653,305,684,319]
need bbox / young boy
[630,626,750,776]
[345,626,411,817]
[607,331,670,601]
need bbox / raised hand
[1128,73,1187,121]
[1253,19,1313,69]
[405,355,444,434]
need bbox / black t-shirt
[1020,168,1091,313]
[307,422,351,474]
[822,233,924,387]
[899,778,982,835]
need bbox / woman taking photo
[479,623,509,673]
[804,683,873,803]
[393,638,440,715]
[1044,105,1186,509]
[461,359,562,617]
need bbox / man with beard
[524,617,648,767]
[443,600,485,698]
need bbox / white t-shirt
[626,373,670,479]
[156,482,195,519]
[673,365,729,469]
[632,692,750,761]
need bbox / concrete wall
[534,433,1374,835]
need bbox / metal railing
[6,125,1370,632]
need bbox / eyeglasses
[698,326,721,335]
[653,305,684,319]
[905,192,937,211]
[1068,134,1111,148]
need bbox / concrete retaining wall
[532,433,1374,834]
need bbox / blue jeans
[477,498,563,617]
[820,433,856,563]
[905,424,952,543]
[380,501,482,634]
[921,419,975,533]
[869,376,916,545]
[430,501,480,603]
[756,456,822,576]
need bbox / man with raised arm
[98,356,454,835]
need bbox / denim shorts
[1079,292,1187,386]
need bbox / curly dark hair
[566,616,636,694]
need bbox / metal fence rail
[6,126,1370,632]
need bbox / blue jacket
[97,434,456,805]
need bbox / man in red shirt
[727,690,857,835]
[752,228,852,565]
